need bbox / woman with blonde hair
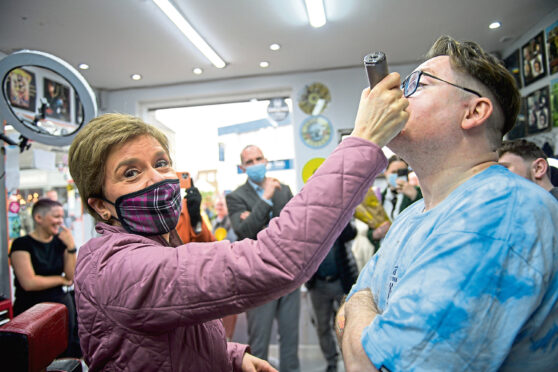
[68,72,407,371]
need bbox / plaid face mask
[104,179,182,235]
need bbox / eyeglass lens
[402,71,420,97]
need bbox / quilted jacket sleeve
[90,137,387,333]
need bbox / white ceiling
[1,0,557,91]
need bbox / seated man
[498,139,558,200]
[337,35,558,372]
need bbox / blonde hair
[68,113,171,221]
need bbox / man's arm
[337,289,379,372]
[226,191,272,239]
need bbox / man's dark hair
[498,139,547,161]
[32,198,63,219]
[425,35,520,137]
[387,155,407,168]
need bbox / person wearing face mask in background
[367,155,422,251]
[226,145,299,372]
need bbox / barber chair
[0,302,82,372]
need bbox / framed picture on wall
[43,77,71,122]
[505,97,528,140]
[504,49,522,89]
[546,19,558,75]
[551,78,558,127]
[6,68,36,112]
[526,85,551,135]
[522,31,547,86]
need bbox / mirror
[0,50,97,146]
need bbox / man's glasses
[401,70,482,98]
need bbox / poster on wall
[504,49,522,89]
[43,77,71,122]
[526,85,551,135]
[505,97,528,140]
[551,78,558,127]
[6,68,36,112]
[546,20,558,75]
[522,31,547,86]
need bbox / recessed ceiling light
[259,61,270,68]
[193,67,203,75]
[78,63,89,70]
[489,21,501,29]
[269,43,281,51]
[131,74,142,80]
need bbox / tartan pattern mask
[108,179,182,235]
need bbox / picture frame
[43,77,71,122]
[526,85,551,135]
[522,31,547,86]
[546,19,558,75]
[505,97,528,140]
[6,68,36,112]
[504,49,522,89]
[551,78,558,128]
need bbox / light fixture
[192,67,203,75]
[78,63,89,70]
[259,61,270,68]
[131,74,142,80]
[153,0,226,68]
[304,0,327,28]
[269,43,281,51]
[489,21,501,29]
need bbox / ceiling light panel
[153,0,226,68]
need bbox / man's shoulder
[227,181,251,197]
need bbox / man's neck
[415,158,498,211]
[537,178,555,192]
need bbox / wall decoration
[504,49,522,89]
[6,68,36,112]
[43,77,71,122]
[505,97,527,140]
[526,85,551,135]
[522,31,547,86]
[298,82,331,115]
[546,19,558,75]
[301,157,325,184]
[551,78,558,127]
[300,115,333,149]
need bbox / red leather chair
[0,302,81,372]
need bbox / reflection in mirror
[3,65,83,137]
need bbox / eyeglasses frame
[401,70,482,98]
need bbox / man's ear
[461,97,493,131]
[87,197,112,221]
[239,164,246,173]
[531,158,549,180]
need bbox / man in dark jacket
[306,221,359,372]
[226,144,298,372]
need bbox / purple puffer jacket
[74,137,387,371]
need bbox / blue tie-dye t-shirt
[349,165,558,371]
